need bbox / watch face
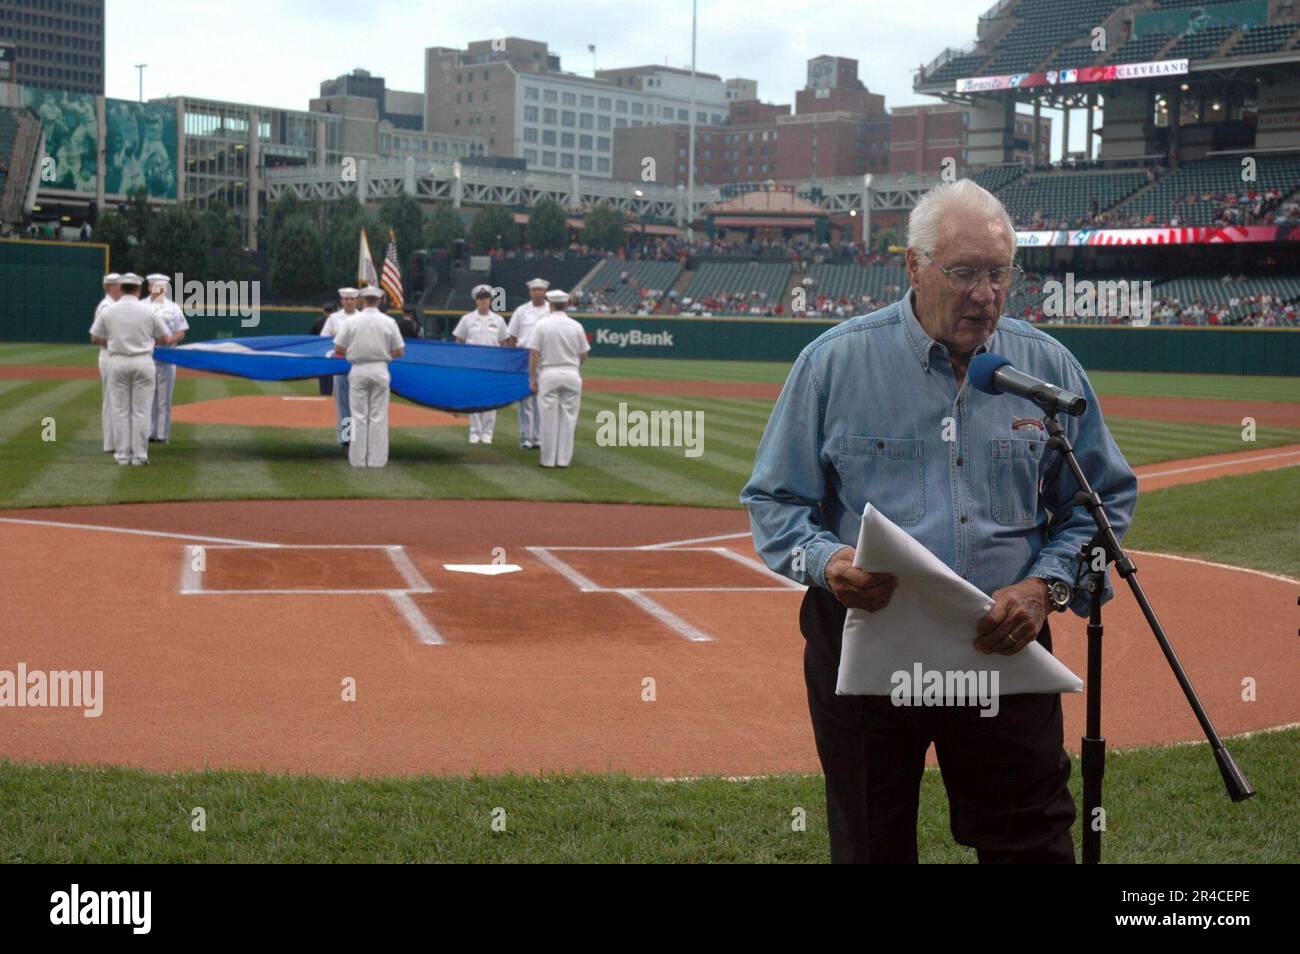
[1048,580,1071,607]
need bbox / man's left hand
[974,578,1049,655]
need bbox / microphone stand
[1041,410,1255,865]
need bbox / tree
[424,204,464,251]
[875,227,898,255]
[269,213,325,299]
[142,204,208,280]
[376,194,425,264]
[93,209,135,275]
[260,191,303,258]
[469,203,519,251]
[198,204,243,279]
[123,187,153,249]
[527,199,569,250]
[324,196,368,290]
[581,203,627,251]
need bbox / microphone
[968,353,1088,417]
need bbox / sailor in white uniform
[93,273,123,452]
[145,273,189,443]
[89,274,173,465]
[506,277,550,449]
[452,284,510,444]
[528,289,590,468]
[333,286,405,468]
[321,288,360,447]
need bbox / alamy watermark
[165,272,261,328]
[0,663,103,717]
[891,664,1000,717]
[595,401,704,458]
[1041,273,1152,326]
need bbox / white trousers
[537,368,582,467]
[98,349,113,451]
[517,394,539,446]
[108,354,156,464]
[348,362,390,468]
[334,373,351,444]
[150,360,177,441]
[469,410,497,442]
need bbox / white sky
[104,0,1083,157]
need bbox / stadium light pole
[135,63,147,103]
[686,0,697,243]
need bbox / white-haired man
[93,273,123,452]
[742,179,1137,864]
[321,288,360,447]
[145,273,189,443]
[334,286,404,467]
[528,289,589,468]
[90,274,173,465]
[453,284,509,444]
[506,277,549,449]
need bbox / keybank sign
[593,328,675,349]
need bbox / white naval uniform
[529,311,590,468]
[321,308,355,444]
[507,301,548,448]
[93,295,116,451]
[90,298,169,464]
[334,308,404,468]
[149,296,189,441]
[452,309,510,443]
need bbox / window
[597,157,610,173]
[580,95,593,108]
[616,100,628,113]
[560,153,575,169]
[677,109,688,121]
[579,155,592,170]
[542,129,556,145]
[597,136,610,150]
[525,86,539,100]
[543,89,557,102]
[711,114,723,124]
[561,111,575,127]
[631,119,643,127]
[542,151,556,166]
[579,113,593,129]
[561,132,575,147]
[523,127,538,143]
[524,105,538,122]
[598,115,610,131]
[579,134,592,149]
[543,108,557,124]
[616,117,627,128]
[631,102,643,115]
[598,97,611,110]
[562,91,576,105]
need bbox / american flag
[380,230,404,309]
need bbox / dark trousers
[801,585,1077,864]
[318,375,334,396]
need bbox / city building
[889,103,1051,176]
[0,0,103,95]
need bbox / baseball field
[1,342,1297,863]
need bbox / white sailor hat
[338,287,360,299]
[545,289,570,304]
[359,286,385,299]
[119,273,143,285]
[103,272,121,285]
[145,273,170,285]
[525,277,550,290]
[472,284,494,298]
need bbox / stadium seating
[577,258,683,309]
[487,255,603,310]
[682,261,790,304]
[1109,153,1300,226]
[995,169,1148,226]
[1107,31,1175,65]
[977,0,1123,75]
[972,163,1026,195]
[1228,23,1300,58]
[806,263,908,301]
[1165,25,1235,61]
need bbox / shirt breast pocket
[836,435,925,527]
[990,437,1046,528]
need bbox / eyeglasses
[922,255,1023,293]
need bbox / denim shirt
[740,291,1138,616]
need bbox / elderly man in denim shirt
[741,180,1137,864]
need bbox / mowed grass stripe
[579,393,761,469]
[8,386,123,505]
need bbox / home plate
[444,564,523,576]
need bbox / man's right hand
[825,546,898,612]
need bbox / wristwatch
[1035,576,1073,612]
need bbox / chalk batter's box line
[524,546,801,644]
[178,544,435,595]
[175,544,445,645]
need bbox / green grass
[1,726,1292,862]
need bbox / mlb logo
[1061,69,1077,83]
[1046,70,1058,85]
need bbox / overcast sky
[104,0,1078,153]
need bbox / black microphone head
[968,352,1011,395]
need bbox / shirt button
[956,457,964,466]
[1029,443,1037,451]
[960,515,968,523]
[876,441,885,450]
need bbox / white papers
[837,505,1082,697]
